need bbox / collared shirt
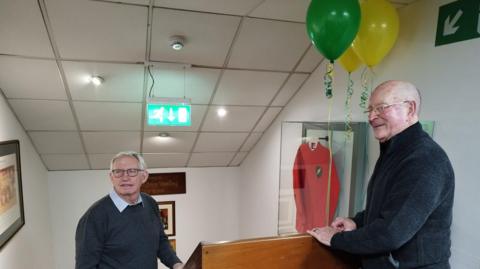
[109,191,143,213]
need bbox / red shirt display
[293,142,340,232]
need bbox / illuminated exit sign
[146,98,191,126]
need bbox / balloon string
[323,62,334,99]
[326,97,333,226]
[359,67,373,108]
[345,73,353,139]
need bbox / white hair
[110,151,147,170]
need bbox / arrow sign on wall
[435,0,480,46]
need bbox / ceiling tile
[148,65,219,104]
[47,0,147,61]
[240,132,263,152]
[143,132,197,153]
[228,18,310,71]
[142,153,189,168]
[249,0,310,23]
[9,100,77,130]
[0,0,420,171]
[144,105,207,132]
[0,0,53,57]
[29,131,84,154]
[74,102,142,131]
[41,154,90,170]
[193,132,248,152]
[295,46,324,73]
[253,107,282,132]
[63,61,145,102]
[153,0,263,15]
[83,131,141,154]
[271,73,309,106]
[201,106,265,132]
[230,151,248,166]
[213,70,288,106]
[88,153,115,170]
[0,57,66,100]
[150,8,240,66]
[188,152,235,167]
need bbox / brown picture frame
[0,140,25,250]
[157,201,175,236]
[169,239,176,251]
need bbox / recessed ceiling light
[158,132,170,138]
[217,107,227,117]
[89,76,104,86]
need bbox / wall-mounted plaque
[141,172,186,195]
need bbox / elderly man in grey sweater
[309,80,454,269]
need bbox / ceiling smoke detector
[170,35,185,50]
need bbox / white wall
[240,0,480,268]
[48,166,240,269]
[0,94,54,268]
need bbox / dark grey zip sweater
[331,122,454,269]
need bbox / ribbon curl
[323,62,334,99]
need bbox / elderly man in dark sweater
[75,151,184,269]
[308,80,455,268]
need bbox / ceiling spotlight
[158,132,170,138]
[90,76,104,86]
[217,107,227,117]
[170,35,185,50]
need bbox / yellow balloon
[339,46,363,73]
[352,0,399,67]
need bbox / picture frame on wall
[0,140,25,249]
[169,239,176,251]
[157,201,175,236]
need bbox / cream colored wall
[0,94,54,268]
[240,0,480,268]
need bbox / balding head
[373,80,421,117]
[368,80,421,142]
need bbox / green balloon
[306,0,361,61]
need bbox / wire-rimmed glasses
[111,168,144,178]
[364,100,410,115]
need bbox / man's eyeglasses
[364,100,410,115]
[111,168,144,178]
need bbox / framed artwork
[157,201,175,236]
[0,140,25,249]
[169,239,176,251]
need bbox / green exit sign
[435,0,480,46]
[146,98,191,126]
